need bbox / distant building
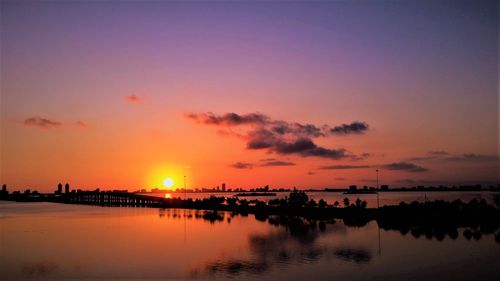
[57,183,63,194]
[0,184,8,197]
[349,185,357,191]
[381,185,389,191]
[65,183,70,193]
[221,183,226,192]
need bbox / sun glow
[163,178,174,188]
[146,164,192,191]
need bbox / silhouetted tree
[226,197,238,208]
[318,199,327,208]
[333,201,340,208]
[355,198,362,207]
[493,193,500,208]
[343,197,350,208]
[361,200,367,209]
[307,199,318,208]
[289,191,309,207]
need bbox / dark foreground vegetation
[2,185,500,243]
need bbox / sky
[1,0,499,192]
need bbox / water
[1,201,499,281]
[145,191,497,208]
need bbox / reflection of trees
[377,200,500,243]
[188,215,373,278]
[22,261,58,277]
[334,248,372,264]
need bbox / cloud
[231,159,296,169]
[247,133,347,159]
[394,179,446,185]
[74,121,88,128]
[260,160,296,167]
[335,177,346,181]
[444,153,498,162]
[307,171,316,175]
[382,162,429,172]
[230,162,254,169]
[429,150,449,155]
[330,122,369,135]
[24,117,61,129]
[186,112,268,126]
[409,150,448,161]
[410,152,498,163]
[351,153,371,161]
[124,94,143,104]
[319,165,370,170]
[259,158,276,162]
[186,112,369,160]
[360,179,376,183]
[408,156,438,161]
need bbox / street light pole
[376,169,380,209]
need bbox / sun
[163,178,174,189]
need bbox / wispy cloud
[230,162,254,169]
[319,165,370,170]
[231,159,296,169]
[382,162,429,172]
[408,156,438,161]
[444,153,498,162]
[360,179,376,183]
[394,178,446,185]
[124,94,143,105]
[74,121,88,128]
[409,151,498,163]
[350,153,371,161]
[187,112,267,126]
[24,117,61,129]
[428,150,449,155]
[186,112,369,160]
[260,160,296,167]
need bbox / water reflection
[22,261,58,277]
[158,208,500,278]
[377,213,500,242]
[159,208,500,243]
[2,203,499,281]
[188,214,373,278]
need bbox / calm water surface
[1,201,499,281]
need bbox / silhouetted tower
[376,169,380,209]
[65,183,70,193]
[57,183,63,194]
[184,175,187,200]
[1,184,7,197]
[222,183,226,192]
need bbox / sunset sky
[1,0,498,192]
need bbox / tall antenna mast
[376,169,380,209]
[184,175,187,200]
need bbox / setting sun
[163,178,174,188]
